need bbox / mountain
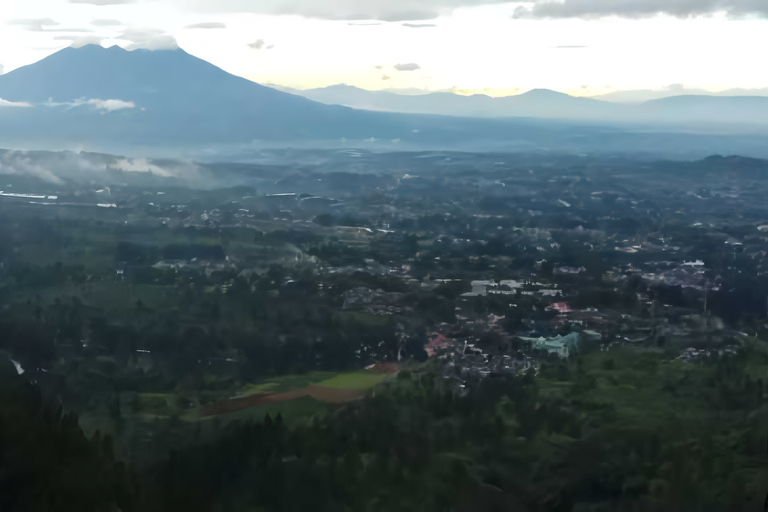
[0,45,633,155]
[2,44,768,159]
[591,87,768,103]
[277,84,620,120]
[276,83,768,130]
[0,45,471,151]
[636,95,768,126]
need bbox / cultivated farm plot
[201,369,392,419]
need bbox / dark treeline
[3,341,768,511]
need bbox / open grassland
[316,371,386,389]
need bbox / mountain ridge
[2,44,768,159]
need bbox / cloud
[87,99,136,111]
[381,75,390,80]
[553,45,588,48]
[91,19,123,27]
[374,65,383,70]
[168,0,485,21]
[512,0,768,19]
[402,23,437,27]
[348,21,383,25]
[46,28,96,33]
[248,39,265,49]
[0,64,4,75]
[190,0,755,21]
[46,97,136,112]
[54,35,109,48]
[185,22,227,29]
[109,158,175,177]
[266,44,274,49]
[8,18,60,31]
[0,151,64,184]
[117,27,178,50]
[394,63,420,71]
[0,98,33,108]
[70,0,135,4]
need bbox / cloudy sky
[0,0,766,96]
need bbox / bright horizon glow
[0,1,766,98]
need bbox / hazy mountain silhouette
[591,87,768,103]
[1,44,768,158]
[0,45,635,154]
[278,84,617,120]
[0,44,428,148]
[282,83,768,128]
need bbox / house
[520,332,580,358]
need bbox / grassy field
[316,371,386,389]
[236,371,339,395]
[222,396,330,425]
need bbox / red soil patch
[199,385,366,417]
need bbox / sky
[0,0,767,97]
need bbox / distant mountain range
[277,83,768,127]
[1,45,768,159]
[591,88,768,103]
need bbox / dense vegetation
[3,150,768,510]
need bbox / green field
[221,396,330,425]
[236,371,339,395]
[317,371,386,389]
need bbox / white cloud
[8,18,60,31]
[0,98,33,107]
[117,27,178,50]
[513,0,768,19]
[54,35,109,47]
[394,63,420,71]
[87,98,136,111]
[0,64,4,75]
[91,19,123,27]
[45,97,136,111]
[0,151,64,184]
[109,158,174,177]
[70,0,135,4]
[46,28,96,33]
[185,22,227,29]
[402,23,437,28]
[248,39,265,49]
[166,0,473,21]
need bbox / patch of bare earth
[200,385,366,417]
